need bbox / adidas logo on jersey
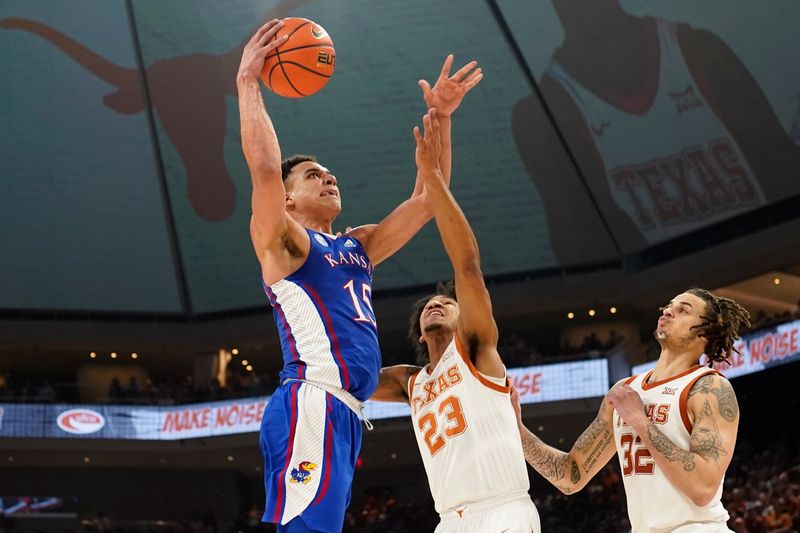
[344,239,357,248]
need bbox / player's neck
[290,212,334,234]
[651,348,703,382]
[555,0,638,52]
[425,333,454,371]
[554,1,649,87]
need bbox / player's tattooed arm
[513,386,616,495]
[371,365,420,403]
[645,424,697,471]
[518,425,573,493]
[637,374,738,506]
[687,374,739,422]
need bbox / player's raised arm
[371,365,421,403]
[413,109,503,378]
[236,22,297,258]
[511,383,619,494]
[348,56,482,266]
[609,373,739,506]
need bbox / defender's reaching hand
[414,108,443,181]
[419,55,483,117]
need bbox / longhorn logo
[1,0,313,222]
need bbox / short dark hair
[281,154,316,182]
[408,281,457,365]
[686,287,751,366]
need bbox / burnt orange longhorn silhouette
[1,0,312,221]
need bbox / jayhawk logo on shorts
[290,461,317,484]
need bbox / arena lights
[110,352,118,359]
[610,307,617,314]
[232,348,239,355]
[227,455,234,462]
[89,352,97,359]
[774,277,781,285]
[83,456,91,463]
[588,309,596,317]
[246,365,254,372]
[131,353,138,359]
[567,312,575,319]
[241,359,249,366]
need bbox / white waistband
[282,378,373,431]
[439,490,532,522]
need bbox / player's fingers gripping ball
[261,17,335,98]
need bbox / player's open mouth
[426,309,444,318]
[320,190,338,197]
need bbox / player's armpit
[371,365,420,403]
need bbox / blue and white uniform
[259,229,380,532]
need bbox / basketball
[261,17,335,98]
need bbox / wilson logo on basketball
[57,409,106,435]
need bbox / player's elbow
[556,482,581,496]
[455,258,482,279]
[689,485,718,507]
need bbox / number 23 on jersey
[418,396,468,455]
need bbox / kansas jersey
[545,17,766,244]
[408,337,529,514]
[263,229,381,401]
[614,365,729,532]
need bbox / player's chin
[422,320,445,333]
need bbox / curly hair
[687,287,751,366]
[408,281,457,365]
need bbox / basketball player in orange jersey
[511,288,750,532]
[371,113,540,532]
[238,19,483,532]
[513,0,800,263]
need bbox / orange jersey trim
[408,370,421,411]
[679,369,720,433]
[454,335,510,393]
[624,374,639,385]
[640,364,703,391]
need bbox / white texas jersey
[545,17,766,244]
[614,365,729,532]
[408,337,529,514]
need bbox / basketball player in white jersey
[512,0,800,263]
[511,288,750,532]
[371,112,539,532]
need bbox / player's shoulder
[687,371,733,397]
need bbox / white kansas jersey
[546,17,765,244]
[408,337,529,514]
[614,365,730,532]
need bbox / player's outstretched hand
[419,55,483,117]
[413,108,443,181]
[238,19,288,80]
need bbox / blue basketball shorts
[260,381,362,532]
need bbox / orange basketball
[261,17,335,98]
